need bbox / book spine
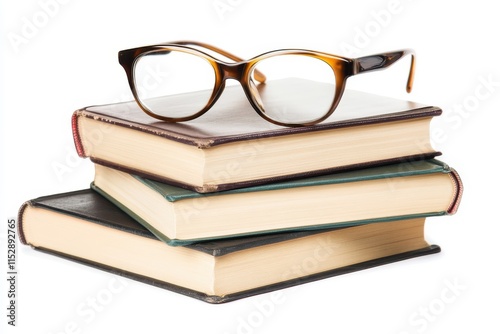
[447,168,464,214]
[16,201,30,245]
[71,110,86,158]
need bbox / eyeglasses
[119,41,415,127]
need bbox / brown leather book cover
[73,87,441,149]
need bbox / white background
[1,1,499,333]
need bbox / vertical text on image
[6,218,18,327]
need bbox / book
[92,159,462,245]
[72,78,442,193]
[18,189,440,304]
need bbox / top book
[72,78,441,193]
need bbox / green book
[92,159,463,246]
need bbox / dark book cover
[19,189,441,304]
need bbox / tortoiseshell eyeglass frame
[119,40,415,127]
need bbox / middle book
[92,159,462,246]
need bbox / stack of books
[18,83,463,303]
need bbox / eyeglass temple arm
[353,49,415,93]
[168,40,267,83]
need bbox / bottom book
[18,189,440,304]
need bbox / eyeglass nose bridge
[215,61,266,112]
[218,61,248,82]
